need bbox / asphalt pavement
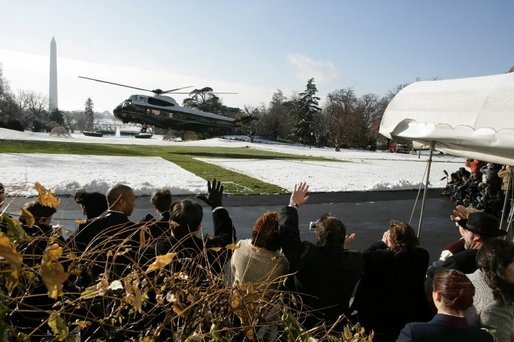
[6,189,459,261]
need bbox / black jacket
[148,207,236,275]
[68,211,140,284]
[69,210,138,253]
[397,314,494,342]
[278,206,364,326]
[352,241,430,342]
[427,248,478,278]
[147,211,171,240]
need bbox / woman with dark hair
[231,211,288,289]
[74,189,108,220]
[352,220,430,342]
[397,269,494,341]
[472,239,514,341]
[19,200,58,238]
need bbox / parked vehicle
[388,142,410,153]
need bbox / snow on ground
[0,128,465,196]
[2,153,206,196]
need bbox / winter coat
[278,206,364,327]
[150,207,236,275]
[397,314,494,342]
[352,241,430,342]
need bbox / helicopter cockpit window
[148,97,174,107]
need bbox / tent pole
[499,169,512,230]
[417,142,435,238]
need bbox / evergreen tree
[290,78,320,145]
[84,98,94,131]
[0,64,24,130]
[49,108,64,126]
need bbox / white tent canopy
[379,73,514,165]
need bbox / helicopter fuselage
[113,94,244,131]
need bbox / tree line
[0,64,404,148]
[242,78,406,150]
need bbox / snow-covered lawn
[0,128,464,196]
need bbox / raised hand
[382,230,391,247]
[289,182,310,208]
[344,232,356,249]
[197,179,224,209]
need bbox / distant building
[49,37,58,112]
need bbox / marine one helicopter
[79,76,253,135]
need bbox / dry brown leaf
[74,320,91,329]
[35,182,60,208]
[225,243,239,251]
[47,311,69,341]
[172,304,185,316]
[0,235,22,295]
[208,247,222,252]
[40,245,69,299]
[0,213,27,242]
[0,235,23,268]
[145,252,177,273]
[132,284,143,313]
[230,283,259,332]
[44,243,63,261]
[21,207,35,228]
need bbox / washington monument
[49,37,58,112]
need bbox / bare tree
[265,90,293,140]
[15,90,48,113]
[322,88,358,149]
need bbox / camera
[309,221,317,230]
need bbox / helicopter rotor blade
[161,86,194,94]
[79,76,239,96]
[78,76,154,93]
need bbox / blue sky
[1,0,513,112]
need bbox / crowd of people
[0,178,513,341]
[441,159,512,219]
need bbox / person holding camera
[352,220,430,342]
[278,182,364,329]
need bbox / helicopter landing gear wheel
[140,124,148,133]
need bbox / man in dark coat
[425,211,507,315]
[68,183,140,287]
[69,183,137,253]
[278,182,364,328]
[67,184,139,340]
[427,211,506,276]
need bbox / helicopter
[78,76,253,135]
